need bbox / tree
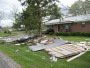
[10,5,23,30]
[12,13,22,29]
[0,11,4,23]
[49,4,62,20]
[10,5,19,23]
[69,0,90,16]
[18,0,62,36]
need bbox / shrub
[4,30,11,34]
[55,32,90,37]
[55,32,72,36]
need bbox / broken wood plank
[67,51,86,62]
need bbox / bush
[4,30,11,34]
[55,32,71,36]
[55,32,90,37]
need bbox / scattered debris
[15,44,21,46]
[1,34,90,62]
[15,50,19,53]
[26,50,30,52]
[28,37,90,62]
[21,43,25,45]
[42,56,45,59]
[0,34,37,44]
[40,40,48,44]
[67,51,87,62]
[49,52,57,62]
[29,38,67,51]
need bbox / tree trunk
[38,22,42,37]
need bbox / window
[64,24,71,32]
[65,24,70,29]
[81,22,86,27]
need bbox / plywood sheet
[45,44,85,58]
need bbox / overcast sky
[0,0,78,27]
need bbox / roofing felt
[46,14,90,25]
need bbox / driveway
[0,52,21,68]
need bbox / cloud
[0,0,22,19]
[59,0,78,7]
[0,0,78,27]
[0,0,22,27]
[0,19,13,27]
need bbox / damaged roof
[46,14,90,25]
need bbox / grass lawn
[47,35,90,42]
[0,44,90,68]
[0,35,90,68]
[0,31,27,37]
[0,31,18,37]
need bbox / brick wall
[53,24,58,32]
[71,22,90,32]
[52,21,90,32]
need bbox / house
[45,14,90,32]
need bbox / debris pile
[45,44,85,58]
[0,34,90,62]
[0,34,37,44]
[28,37,90,62]
[29,37,67,51]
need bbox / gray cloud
[0,0,77,27]
[0,0,22,27]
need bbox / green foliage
[0,40,5,44]
[48,4,62,20]
[55,32,90,37]
[13,22,21,29]
[49,32,54,35]
[17,0,62,36]
[69,0,90,16]
[12,13,23,29]
[55,32,71,36]
[4,30,11,34]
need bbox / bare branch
[0,11,4,23]
[10,5,19,21]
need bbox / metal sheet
[29,38,67,51]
